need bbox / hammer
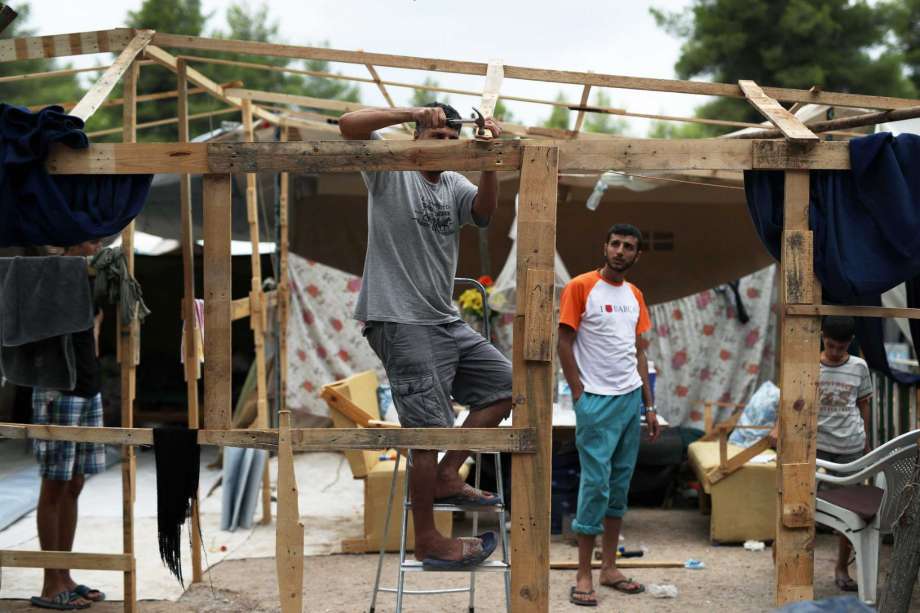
[447,108,488,137]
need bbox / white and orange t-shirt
[559,270,651,396]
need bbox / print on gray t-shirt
[816,355,873,454]
[354,163,481,325]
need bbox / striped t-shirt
[559,270,651,396]
[816,355,873,454]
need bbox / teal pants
[571,388,641,535]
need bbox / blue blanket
[0,104,151,247]
[745,133,920,383]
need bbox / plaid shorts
[32,389,106,481]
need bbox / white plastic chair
[815,429,920,605]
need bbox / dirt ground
[3,508,917,612]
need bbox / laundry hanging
[744,132,920,383]
[0,104,151,248]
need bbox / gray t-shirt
[816,355,873,454]
[354,161,481,324]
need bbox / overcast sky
[31,0,710,135]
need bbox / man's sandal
[601,578,645,594]
[569,586,598,607]
[29,591,90,610]
[73,585,105,602]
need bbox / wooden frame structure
[2,27,920,612]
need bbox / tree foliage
[541,92,570,130]
[650,0,916,135]
[410,77,447,107]
[583,91,627,135]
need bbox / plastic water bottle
[558,379,573,411]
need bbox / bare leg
[599,516,641,590]
[434,399,511,498]
[573,533,597,604]
[37,478,89,606]
[411,450,464,562]
[835,534,855,586]
[57,476,84,591]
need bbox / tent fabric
[285,254,384,418]
[744,132,920,384]
[644,265,778,429]
[0,105,151,248]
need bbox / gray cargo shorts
[363,320,513,428]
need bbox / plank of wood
[523,268,556,362]
[278,126,290,416]
[511,145,558,613]
[144,44,279,125]
[85,107,239,138]
[571,83,592,137]
[775,170,821,606]
[707,434,774,485]
[738,80,818,144]
[231,296,251,321]
[44,139,852,176]
[786,305,920,320]
[70,30,154,121]
[275,410,304,613]
[550,560,684,570]
[36,79,242,113]
[0,423,537,453]
[735,103,920,140]
[781,462,814,528]
[783,230,814,305]
[0,550,133,571]
[119,60,139,613]
[476,59,503,139]
[321,385,374,427]
[227,87,368,113]
[0,28,134,62]
[150,32,920,110]
[203,174,233,430]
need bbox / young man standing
[769,315,872,593]
[557,224,659,606]
[339,103,510,568]
[31,239,106,610]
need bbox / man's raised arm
[338,106,447,140]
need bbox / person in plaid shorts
[31,239,107,611]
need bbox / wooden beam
[570,83,592,137]
[775,170,821,605]
[226,87,368,113]
[0,5,18,35]
[738,80,818,144]
[477,59,503,139]
[85,107,239,138]
[150,32,920,110]
[278,125,290,419]
[203,173,233,430]
[707,434,774,485]
[0,63,110,83]
[0,550,133,572]
[275,410,303,612]
[37,79,243,113]
[119,59,139,613]
[45,139,854,176]
[144,44,279,125]
[786,305,920,320]
[0,28,134,62]
[70,30,154,122]
[510,145,558,613]
[736,104,920,140]
[0,423,537,453]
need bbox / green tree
[541,92,570,130]
[651,0,914,135]
[583,91,627,135]
[493,98,514,123]
[410,77,447,107]
[0,5,83,108]
[885,0,920,94]
[647,120,709,139]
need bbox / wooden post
[120,59,139,613]
[510,145,558,613]
[203,174,233,430]
[177,58,204,584]
[775,170,822,604]
[241,99,272,525]
[278,125,290,415]
[275,409,303,612]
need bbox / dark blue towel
[744,133,920,384]
[0,104,152,247]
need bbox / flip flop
[601,578,645,594]
[73,585,105,602]
[835,576,858,592]
[569,586,598,607]
[422,532,497,570]
[29,591,90,610]
[433,486,503,509]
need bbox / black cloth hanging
[153,426,200,586]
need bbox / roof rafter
[70,30,154,121]
[738,80,818,144]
